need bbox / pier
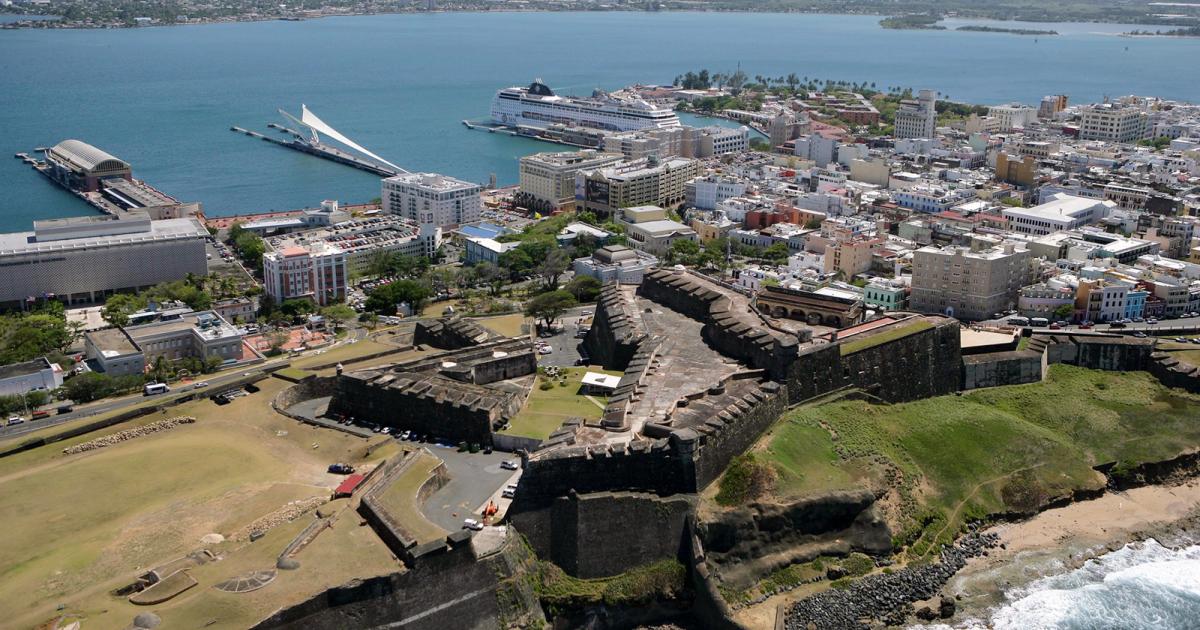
[230,125,400,177]
[461,119,600,149]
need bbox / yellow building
[995,152,1036,187]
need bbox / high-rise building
[986,104,1039,131]
[1038,94,1069,118]
[575,157,700,219]
[519,150,623,212]
[1079,103,1149,143]
[894,89,937,139]
[911,241,1034,321]
[382,173,482,228]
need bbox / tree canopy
[524,290,577,329]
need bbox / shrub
[715,454,777,506]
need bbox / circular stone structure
[214,569,278,593]
[132,612,162,628]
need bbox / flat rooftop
[87,327,140,357]
[0,217,207,257]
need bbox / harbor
[461,119,598,149]
[13,142,197,220]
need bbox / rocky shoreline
[783,530,1000,629]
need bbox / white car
[194,381,209,388]
[501,460,519,470]
[538,346,553,355]
[502,488,516,499]
[463,518,484,531]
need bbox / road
[0,359,288,442]
[415,443,518,531]
[977,314,1200,336]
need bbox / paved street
[415,443,519,531]
[0,359,287,442]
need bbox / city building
[519,150,623,212]
[1018,283,1076,319]
[261,242,347,306]
[0,213,208,308]
[43,139,132,193]
[575,157,700,218]
[266,217,441,276]
[894,89,937,139]
[987,104,1039,131]
[1002,193,1115,236]
[625,219,698,256]
[863,281,907,312]
[911,241,1035,320]
[685,175,747,210]
[382,172,482,228]
[995,152,1037,187]
[85,311,244,376]
[463,237,517,266]
[1038,94,1069,119]
[1079,103,1149,143]
[572,245,658,285]
[212,297,257,324]
[239,200,352,236]
[0,357,64,398]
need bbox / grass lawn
[1157,341,1200,366]
[839,320,933,356]
[472,313,529,338]
[0,377,392,629]
[290,338,397,369]
[374,450,448,544]
[739,365,1200,556]
[502,367,619,440]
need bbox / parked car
[1048,322,1062,330]
[56,404,74,414]
[7,416,25,426]
[1134,332,1148,338]
[1147,318,1159,324]
[327,463,355,474]
[502,487,516,499]
[31,410,50,420]
[501,460,519,470]
[463,518,484,531]
[1109,322,1126,329]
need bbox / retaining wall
[961,350,1046,390]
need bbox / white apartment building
[262,242,347,306]
[686,175,747,210]
[1079,103,1149,144]
[910,241,1035,321]
[1002,193,1116,236]
[894,89,937,139]
[519,150,623,211]
[894,185,977,214]
[382,172,482,228]
[987,104,1039,131]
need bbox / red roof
[334,473,365,497]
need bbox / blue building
[1125,289,1148,320]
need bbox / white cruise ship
[490,79,681,132]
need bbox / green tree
[234,231,266,267]
[365,280,433,315]
[101,293,147,328]
[1053,304,1074,321]
[565,276,603,303]
[762,242,791,263]
[280,298,316,319]
[537,248,571,289]
[524,290,577,329]
[320,303,356,331]
[473,262,507,296]
[666,239,701,266]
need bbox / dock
[230,125,400,178]
[461,119,598,149]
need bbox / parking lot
[535,306,595,368]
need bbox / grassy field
[290,338,397,369]
[374,450,448,544]
[735,365,1200,556]
[1157,341,1200,366]
[839,320,933,356]
[502,367,617,440]
[472,313,529,338]
[0,377,397,629]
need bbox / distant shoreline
[1,7,1196,32]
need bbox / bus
[143,382,171,396]
[1030,317,1049,327]
[1006,316,1031,327]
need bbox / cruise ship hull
[490,84,680,133]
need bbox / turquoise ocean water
[1,12,1199,230]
